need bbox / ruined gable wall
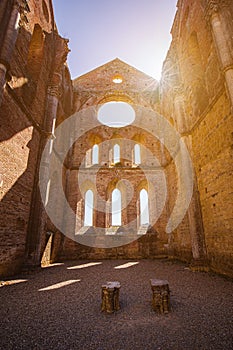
[59,61,171,260]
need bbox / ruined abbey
[0,0,233,278]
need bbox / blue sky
[53,0,177,80]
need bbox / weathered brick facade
[160,0,233,275]
[0,0,72,276]
[0,0,232,277]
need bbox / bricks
[0,1,72,276]
[0,0,233,279]
[150,279,170,314]
[160,0,233,277]
[101,281,121,313]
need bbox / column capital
[205,0,231,20]
[13,0,21,11]
[13,0,30,11]
[47,84,62,98]
[0,59,10,72]
[173,84,185,97]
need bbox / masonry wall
[1,0,232,278]
[160,0,233,276]
[59,123,171,260]
[0,0,72,276]
[192,93,233,275]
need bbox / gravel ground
[0,259,233,350]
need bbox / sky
[53,0,178,81]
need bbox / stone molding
[0,61,8,72]
[223,64,233,74]
[205,0,231,20]
[173,84,185,97]
[47,84,62,98]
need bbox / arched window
[113,144,120,164]
[134,144,141,164]
[84,190,94,226]
[112,188,121,225]
[27,24,45,81]
[140,189,149,225]
[92,144,99,164]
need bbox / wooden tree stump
[101,281,121,313]
[150,279,170,313]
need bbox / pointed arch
[186,31,208,117]
[27,24,45,81]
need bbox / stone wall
[0,0,72,276]
[1,0,232,278]
[59,232,168,261]
[160,0,233,276]
[57,59,171,261]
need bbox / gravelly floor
[0,259,233,350]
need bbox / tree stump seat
[101,281,121,313]
[150,279,170,314]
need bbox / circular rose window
[98,101,135,128]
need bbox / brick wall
[160,0,233,277]
[0,0,72,277]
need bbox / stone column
[126,189,137,232]
[181,135,208,269]
[172,82,207,266]
[105,199,111,229]
[0,64,7,105]
[39,82,60,212]
[25,82,61,266]
[206,0,233,109]
[25,35,70,267]
[173,93,188,134]
[63,169,79,236]
[0,0,21,105]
